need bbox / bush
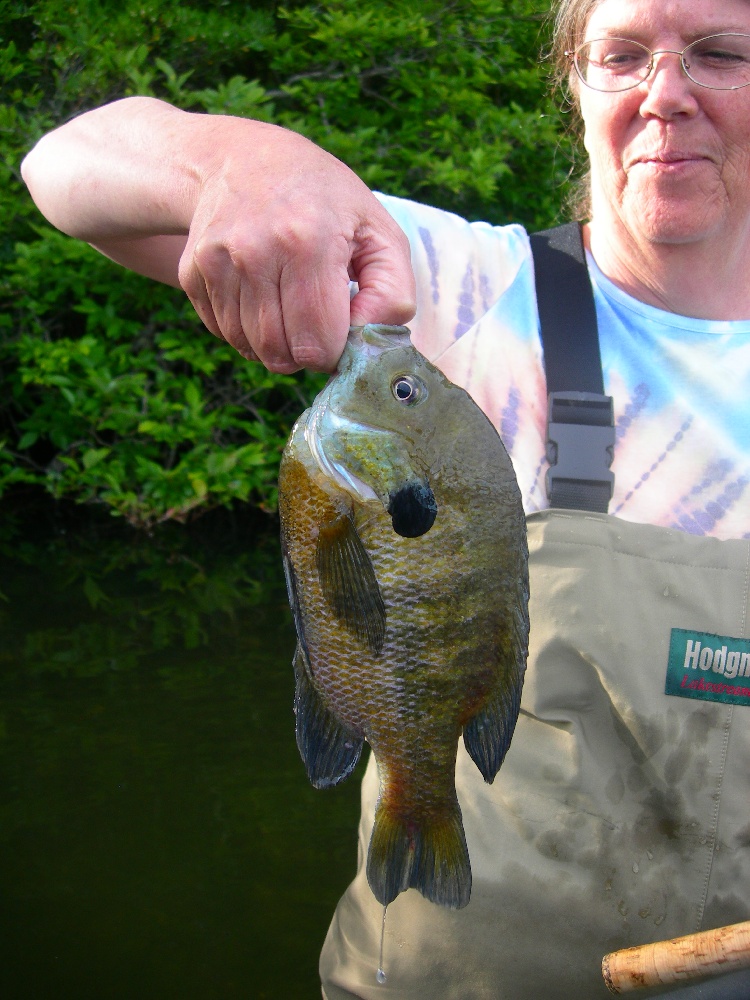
[1,0,570,528]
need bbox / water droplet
[632,862,640,874]
[376,904,388,985]
[646,851,654,861]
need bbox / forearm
[22,97,205,239]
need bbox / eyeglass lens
[574,34,750,91]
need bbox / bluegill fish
[278,324,528,909]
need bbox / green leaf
[17,432,38,450]
[81,447,111,470]
[83,575,109,609]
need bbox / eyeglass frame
[565,33,750,93]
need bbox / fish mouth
[348,324,412,356]
[305,393,379,502]
[305,393,435,531]
[304,324,430,513]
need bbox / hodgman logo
[666,628,750,706]
[683,638,750,679]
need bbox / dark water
[0,508,364,999]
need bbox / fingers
[179,232,272,364]
[349,212,416,330]
[180,227,352,373]
[178,243,224,339]
[181,224,416,374]
[180,217,415,373]
[274,230,355,373]
[176,129,417,373]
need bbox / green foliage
[3,227,321,527]
[1,0,570,528]
[267,0,569,226]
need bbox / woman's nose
[639,50,699,118]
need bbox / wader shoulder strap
[529,222,615,513]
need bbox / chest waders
[320,226,750,1000]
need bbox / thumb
[348,218,416,329]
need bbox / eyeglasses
[567,33,750,92]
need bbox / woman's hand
[177,120,415,372]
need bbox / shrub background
[1,0,571,529]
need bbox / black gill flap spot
[387,481,437,538]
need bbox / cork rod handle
[602,920,750,994]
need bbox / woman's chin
[620,192,727,246]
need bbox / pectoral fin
[316,513,386,654]
[293,644,363,789]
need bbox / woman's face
[579,0,750,248]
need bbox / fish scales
[278,324,529,909]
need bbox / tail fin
[366,799,471,909]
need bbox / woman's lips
[627,151,714,177]
[629,150,713,167]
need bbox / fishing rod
[602,919,750,995]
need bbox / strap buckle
[545,392,615,511]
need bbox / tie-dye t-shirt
[376,193,750,541]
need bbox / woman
[22,0,750,996]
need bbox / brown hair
[549,0,603,220]
[550,0,602,89]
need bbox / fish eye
[391,374,425,405]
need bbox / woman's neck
[584,219,750,321]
